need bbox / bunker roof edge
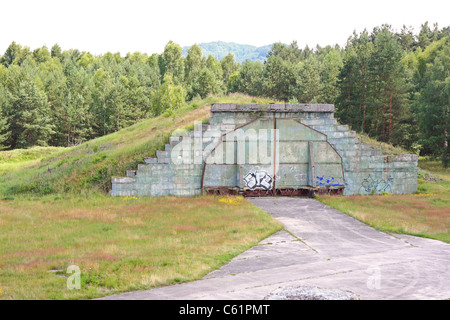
[210,103,335,113]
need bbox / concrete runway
[99,198,450,300]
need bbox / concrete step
[169,136,181,145]
[111,176,136,184]
[144,157,157,164]
[156,150,170,164]
[360,149,381,156]
[301,119,338,126]
[328,137,360,145]
[311,124,349,133]
[126,170,136,177]
[324,131,356,139]
[359,143,373,151]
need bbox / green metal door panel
[275,164,309,187]
[222,141,238,165]
[278,141,309,163]
[239,165,274,191]
[203,164,238,187]
[223,119,275,142]
[312,142,342,164]
[314,164,345,187]
[277,119,326,141]
[218,140,274,165]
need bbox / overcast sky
[1,0,449,56]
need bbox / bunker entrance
[202,119,345,197]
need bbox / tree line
[0,22,448,164]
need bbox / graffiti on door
[244,170,273,190]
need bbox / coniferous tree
[414,42,450,157]
[159,41,185,85]
[221,52,239,89]
[230,60,264,96]
[185,44,204,92]
[321,49,343,104]
[7,79,54,148]
[368,26,408,143]
[151,74,186,116]
[263,55,295,101]
[0,84,10,149]
[295,55,323,103]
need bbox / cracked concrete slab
[99,198,450,300]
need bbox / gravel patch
[264,285,360,300]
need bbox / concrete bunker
[111,103,418,197]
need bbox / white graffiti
[244,170,273,191]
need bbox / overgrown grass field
[0,94,282,300]
[0,195,281,299]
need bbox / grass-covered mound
[0,94,277,198]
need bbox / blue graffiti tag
[315,176,344,186]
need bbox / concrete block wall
[111,103,417,196]
[300,118,418,195]
[111,121,234,197]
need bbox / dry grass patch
[0,194,281,300]
[317,157,449,242]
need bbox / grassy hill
[0,94,277,198]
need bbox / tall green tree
[0,42,31,67]
[193,68,220,98]
[321,49,343,103]
[39,57,69,146]
[63,61,94,145]
[229,60,264,96]
[414,41,449,159]
[368,26,409,142]
[7,80,54,148]
[51,43,63,60]
[91,68,115,136]
[221,52,238,89]
[294,55,323,103]
[151,74,186,116]
[32,46,51,64]
[205,55,224,92]
[336,47,360,128]
[398,25,417,51]
[336,30,374,131]
[185,44,204,85]
[159,41,185,85]
[263,55,295,101]
[0,84,10,149]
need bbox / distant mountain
[182,41,272,63]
